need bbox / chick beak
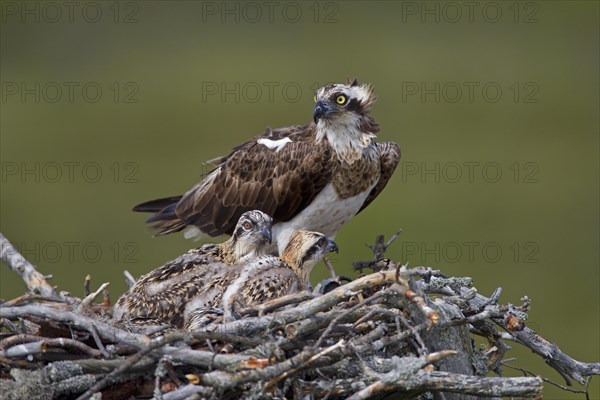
[260,226,272,244]
[325,239,339,254]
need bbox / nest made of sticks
[0,232,598,400]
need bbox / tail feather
[151,219,189,236]
[146,203,178,223]
[132,196,188,236]
[132,196,182,213]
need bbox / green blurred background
[1,1,598,398]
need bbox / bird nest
[0,233,597,400]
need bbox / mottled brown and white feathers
[216,210,272,264]
[113,210,272,325]
[201,231,338,326]
[115,230,336,331]
[133,80,400,252]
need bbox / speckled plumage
[133,80,400,252]
[188,230,338,329]
[113,210,272,326]
[114,230,336,332]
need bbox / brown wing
[175,124,334,236]
[357,141,401,214]
[114,245,229,324]
[129,244,221,286]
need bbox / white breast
[272,183,374,254]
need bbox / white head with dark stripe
[226,210,273,263]
[281,231,339,288]
[313,80,379,164]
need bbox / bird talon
[314,275,353,294]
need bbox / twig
[200,343,346,390]
[162,384,211,400]
[0,337,102,358]
[322,256,338,280]
[154,357,167,400]
[461,287,600,385]
[264,340,346,390]
[352,229,402,272]
[199,270,406,336]
[0,304,148,348]
[0,232,56,297]
[346,370,542,400]
[123,270,137,288]
[83,275,91,297]
[404,287,439,324]
[399,315,427,356]
[88,324,110,359]
[102,290,111,308]
[315,292,384,348]
[78,282,110,311]
[237,291,315,317]
[75,332,187,400]
[0,293,68,308]
[0,333,42,350]
[503,362,589,395]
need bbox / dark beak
[260,226,272,244]
[325,239,339,254]
[313,100,334,123]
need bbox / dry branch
[1,233,55,297]
[459,287,600,385]
[1,231,598,399]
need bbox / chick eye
[317,237,327,247]
[242,222,252,230]
[336,95,347,105]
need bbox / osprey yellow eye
[336,95,347,105]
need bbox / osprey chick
[219,230,338,321]
[114,229,336,331]
[187,230,338,329]
[134,80,400,253]
[113,210,272,325]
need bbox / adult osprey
[134,80,400,253]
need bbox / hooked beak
[325,239,339,254]
[260,226,272,244]
[313,100,336,123]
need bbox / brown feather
[133,83,400,241]
[358,141,401,213]
[173,124,333,237]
